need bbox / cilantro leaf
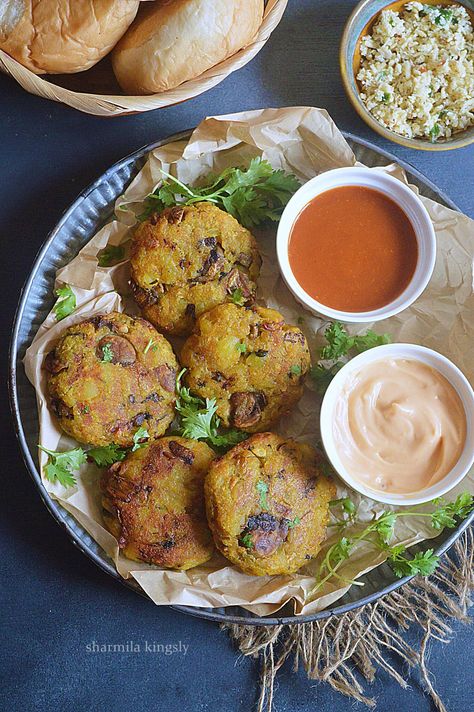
[287,516,301,529]
[144,338,157,355]
[236,342,247,354]
[388,547,439,578]
[330,497,357,518]
[231,288,245,306]
[88,444,126,468]
[131,426,149,452]
[312,322,391,394]
[39,445,87,487]
[175,369,248,450]
[100,343,114,362]
[256,480,269,510]
[139,159,300,229]
[98,245,125,267]
[431,493,474,530]
[375,512,397,544]
[53,285,76,322]
[290,364,302,376]
[240,533,254,550]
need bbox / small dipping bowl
[320,343,474,506]
[276,166,436,323]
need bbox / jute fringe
[224,527,473,711]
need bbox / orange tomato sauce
[288,186,418,312]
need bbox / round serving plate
[9,130,474,627]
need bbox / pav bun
[111,0,264,95]
[0,0,140,74]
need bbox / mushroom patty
[101,437,215,569]
[180,303,311,432]
[130,202,261,336]
[45,312,178,447]
[205,433,336,576]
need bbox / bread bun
[111,0,264,95]
[0,0,140,74]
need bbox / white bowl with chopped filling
[340,0,474,150]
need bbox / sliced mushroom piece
[196,245,225,281]
[44,350,66,374]
[96,336,136,366]
[240,513,289,557]
[50,398,74,420]
[225,267,253,299]
[168,441,194,465]
[236,252,253,269]
[284,331,306,344]
[154,364,176,393]
[229,391,267,429]
[166,206,185,224]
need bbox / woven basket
[0,0,287,117]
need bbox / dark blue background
[2,2,473,710]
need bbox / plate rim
[9,128,473,627]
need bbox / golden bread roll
[111,0,264,95]
[0,0,140,74]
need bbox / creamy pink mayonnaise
[333,358,466,494]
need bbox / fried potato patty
[101,437,215,569]
[45,312,178,447]
[180,303,311,432]
[130,202,261,336]
[205,433,336,576]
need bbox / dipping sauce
[288,186,418,312]
[333,358,467,494]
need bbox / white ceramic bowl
[276,166,436,323]
[320,343,474,506]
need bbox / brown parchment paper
[24,107,474,616]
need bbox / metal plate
[9,130,474,626]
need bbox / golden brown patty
[101,437,216,569]
[130,202,261,336]
[205,433,336,576]
[45,312,178,447]
[180,303,311,432]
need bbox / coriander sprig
[138,158,301,228]
[53,284,76,322]
[174,369,248,451]
[312,493,474,594]
[310,321,391,393]
[39,427,150,488]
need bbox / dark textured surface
[1,0,473,709]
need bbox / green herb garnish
[98,245,125,267]
[287,516,301,529]
[53,285,76,322]
[100,343,114,363]
[429,123,441,142]
[256,480,269,510]
[139,158,301,229]
[290,364,302,377]
[381,92,391,104]
[311,322,391,393]
[236,342,247,354]
[131,426,149,452]
[231,288,246,306]
[240,533,254,550]
[38,446,87,488]
[174,369,248,450]
[144,338,158,355]
[313,492,474,594]
[88,443,127,468]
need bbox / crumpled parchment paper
[24,107,474,616]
